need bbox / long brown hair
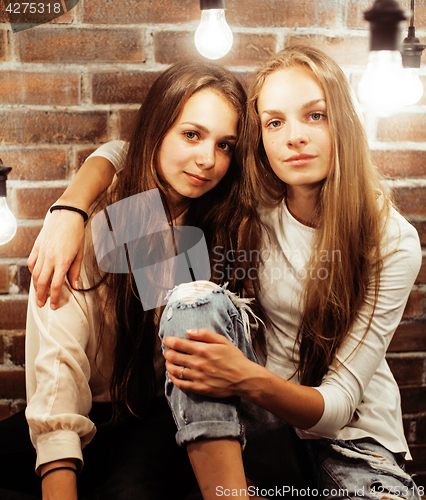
[85,61,252,419]
[245,46,393,387]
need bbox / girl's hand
[27,210,85,310]
[162,329,257,398]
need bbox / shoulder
[381,206,422,275]
[385,207,421,249]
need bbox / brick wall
[0,0,425,487]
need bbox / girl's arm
[28,141,128,310]
[163,329,325,429]
[163,211,422,432]
[26,278,96,486]
[40,459,78,500]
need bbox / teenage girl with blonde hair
[26,47,422,499]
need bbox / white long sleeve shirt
[258,201,422,458]
[26,141,131,473]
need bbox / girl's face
[157,88,238,210]
[257,66,332,193]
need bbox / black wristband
[41,466,77,480]
[50,205,88,222]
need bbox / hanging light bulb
[358,51,407,116]
[358,0,411,116]
[194,0,233,60]
[0,160,17,246]
[400,0,425,105]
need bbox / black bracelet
[41,466,77,480]
[50,205,88,222]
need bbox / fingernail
[73,281,79,289]
[51,304,57,311]
[37,300,43,308]
[186,329,197,335]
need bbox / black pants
[0,398,197,500]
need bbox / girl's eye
[310,112,326,121]
[184,131,199,140]
[267,120,283,129]
[218,142,233,153]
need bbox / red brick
[390,322,426,352]
[15,187,65,219]
[377,113,426,143]
[153,31,203,64]
[407,444,426,475]
[403,290,424,319]
[76,148,97,169]
[227,0,336,28]
[372,150,426,179]
[394,187,426,217]
[0,148,68,181]
[10,265,31,293]
[401,387,426,414]
[153,31,276,66]
[91,71,162,105]
[0,265,8,293]
[0,110,108,145]
[0,30,6,61]
[118,109,139,141]
[403,416,414,443]
[10,400,26,415]
[0,298,28,329]
[0,1,8,22]
[416,415,426,445]
[11,334,25,366]
[17,28,144,63]
[286,35,369,67]
[0,224,43,258]
[387,356,424,386]
[0,370,26,399]
[18,266,31,294]
[0,71,80,106]
[346,0,376,30]
[83,0,199,24]
[51,5,75,24]
[411,221,426,247]
[0,403,10,421]
[417,257,426,285]
[221,34,277,67]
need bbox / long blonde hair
[245,46,393,386]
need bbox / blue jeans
[307,438,422,500]
[159,281,312,491]
[159,281,423,499]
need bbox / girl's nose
[286,121,308,147]
[196,143,215,169]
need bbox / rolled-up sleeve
[86,140,128,172]
[304,214,422,438]
[25,281,96,474]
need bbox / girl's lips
[285,155,317,167]
[185,172,210,185]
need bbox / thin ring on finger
[179,366,186,380]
